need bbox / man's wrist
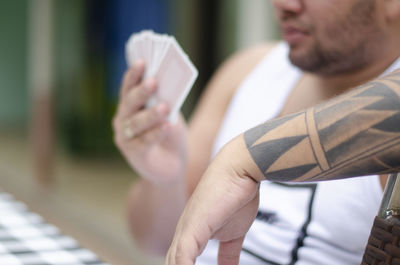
[222,134,265,183]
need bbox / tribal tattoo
[244,70,400,182]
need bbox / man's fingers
[117,103,168,141]
[117,78,157,120]
[166,237,197,265]
[120,59,145,98]
[166,251,194,265]
[218,236,245,265]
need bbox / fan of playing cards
[125,30,198,122]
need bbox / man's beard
[288,0,383,75]
[289,40,371,75]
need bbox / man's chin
[288,49,314,71]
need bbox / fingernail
[156,103,169,116]
[135,59,145,68]
[145,79,156,92]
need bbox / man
[112,0,400,264]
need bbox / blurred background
[0,0,278,264]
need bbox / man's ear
[384,0,400,21]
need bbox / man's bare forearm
[244,70,400,182]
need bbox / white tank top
[196,43,400,265]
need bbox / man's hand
[166,136,262,265]
[113,60,189,184]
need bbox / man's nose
[272,0,303,17]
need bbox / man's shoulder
[217,41,281,80]
[228,41,280,67]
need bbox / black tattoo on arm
[244,70,400,182]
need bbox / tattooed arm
[246,70,400,182]
[166,70,400,265]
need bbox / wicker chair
[362,173,400,265]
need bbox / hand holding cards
[126,30,198,122]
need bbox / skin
[245,72,400,182]
[279,0,385,75]
[112,0,400,263]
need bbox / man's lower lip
[283,31,307,45]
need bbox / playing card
[125,30,198,122]
[153,38,198,122]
